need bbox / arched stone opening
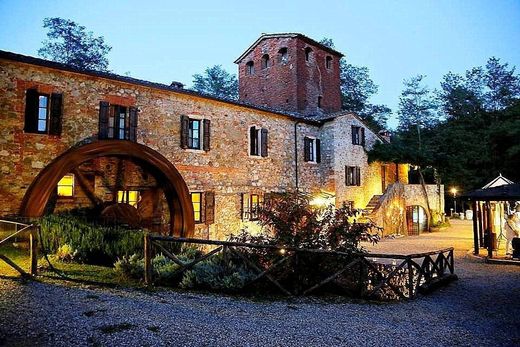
[406,205,429,235]
[20,140,194,237]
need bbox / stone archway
[20,140,194,237]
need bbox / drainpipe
[294,121,302,192]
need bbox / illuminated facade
[0,34,444,239]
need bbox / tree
[485,57,520,111]
[192,65,238,100]
[320,38,390,130]
[397,75,438,132]
[38,18,111,71]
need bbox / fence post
[144,233,152,286]
[29,226,38,276]
[407,257,414,299]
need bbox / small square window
[118,190,140,207]
[57,174,74,197]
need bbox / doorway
[406,205,427,236]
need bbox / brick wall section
[237,36,342,116]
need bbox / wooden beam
[472,201,479,255]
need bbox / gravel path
[1,220,519,347]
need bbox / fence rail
[145,234,456,300]
[0,219,38,277]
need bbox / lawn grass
[0,244,141,288]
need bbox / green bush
[179,253,255,292]
[39,213,144,265]
[114,246,204,284]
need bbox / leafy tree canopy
[38,17,111,71]
[397,74,439,132]
[192,65,238,100]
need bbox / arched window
[261,54,270,69]
[305,47,313,62]
[278,47,288,63]
[246,61,254,75]
[326,56,332,69]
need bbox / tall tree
[320,38,390,130]
[485,57,520,111]
[38,18,111,71]
[397,75,438,132]
[192,65,238,100]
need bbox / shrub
[55,244,77,262]
[39,213,144,265]
[114,246,204,285]
[179,253,255,292]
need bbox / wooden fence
[144,234,456,300]
[0,219,38,277]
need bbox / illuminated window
[118,190,140,207]
[250,194,260,220]
[57,174,74,197]
[191,192,202,223]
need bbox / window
[246,61,255,75]
[117,190,140,207]
[241,193,264,221]
[305,47,313,62]
[57,174,74,197]
[180,116,210,151]
[351,126,366,146]
[318,96,322,108]
[188,119,201,149]
[326,56,333,69]
[191,192,202,223]
[261,54,270,69]
[346,166,361,186]
[278,47,288,63]
[304,137,321,163]
[24,89,63,135]
[99,102,138,141]
[249,126,268,157]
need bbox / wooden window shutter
[261,128,268,157]
[128,107,138,142]
[345,166,349,186]
[361,127,366,147]
[180,115,189,148]
[205,191,215,225]
[250,126,256,155]
[304,137,311,162]
[241,193,250,220]
[356,167,361,186]
[98,101,110,139]
[49,93,63,136]
[316,139,321,163]
[24,88,38,133]
[203,119,211,151]
[351,126,356,144]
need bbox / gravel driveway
[1,220,519,347]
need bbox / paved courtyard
[1,220,519,347]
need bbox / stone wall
[404,184,445,224]
[0,58,327,240]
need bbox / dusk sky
[1,0,519,127]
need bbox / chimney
[378,130,391,143]
[170,81,184,89]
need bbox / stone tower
[235,33,343,116]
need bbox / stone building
[0,33,444,239]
